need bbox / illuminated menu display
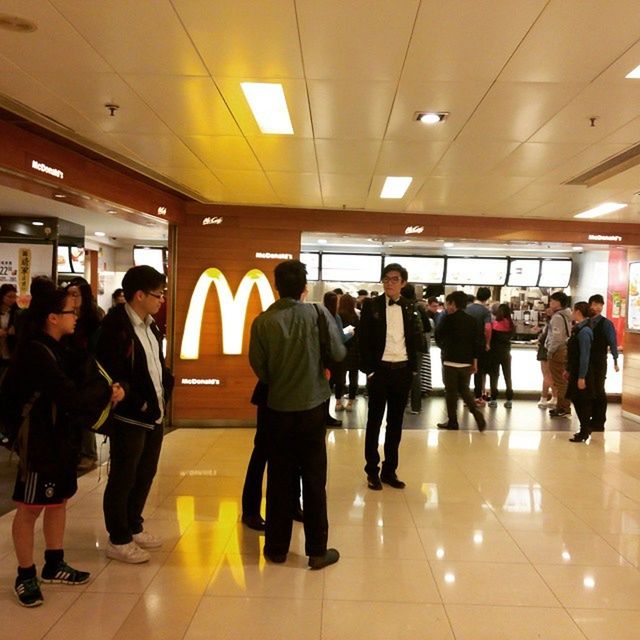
[321,253,381,282]
[57,246,72,273]
[538,260,572,288]
[628,262,640,331]
[383,256,445,283]
[508,259,541,287]
[445,258,508,285]
[301,252,319,281]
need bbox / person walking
[249,260,345,569]
[435,291,487,431]
[487,304,515,408]
[547,292,572,418]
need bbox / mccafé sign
[180,268,275,358]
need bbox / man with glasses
[358,263,424,490]
[96,266,174,564]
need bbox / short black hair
[589,294,605,305]
[427,296,439,305]
[357,289,368,296]
[467,294,475,304]
[550,291,569,308]
[400,283,416,300]
[122,265,166,302]
[0,283,17,301]
[332,288,343,295]
[446,291,468,310]
[574,301,590,318]
[476,287,491,302]
[30,275,55,298]
[382,263,408,283]
[274,260,307,299]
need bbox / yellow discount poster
[18,248,31,295]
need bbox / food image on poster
[628,262,640,331]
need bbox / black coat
[358,295,424,374]
[435,309,484,365]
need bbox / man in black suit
[435,291,486,431]
[359,263,425,490]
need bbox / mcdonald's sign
[180,267,275,358]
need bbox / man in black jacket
[435,291,486,431]
[97,266,174,564]
[359,263,424,490]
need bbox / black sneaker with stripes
[41,561,90,585]
[14,576,44,607]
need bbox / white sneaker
[335,399,346,411]
[132,530,163,549]
[548,398,558,408]
[106,541,150,564]
[537,398,549,408]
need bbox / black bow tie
[388,299,400,306]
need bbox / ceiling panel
[182,135,262,172]
[500,0,640,82]
[213,170,279,200]
[494,142,589,178]
[403,0,547,82]
[151,167,224,194]
[365,174,420,210]
[247,137,318,173]
[374,140,450,175]
[51,0,207,76]
[315,139,381,175]
[432,139,520,176]
[267,172,322,205]
[320,174,371,209]
[108,133,205,169]
[173,0,303,79]
[123,75,240,136]
[308,80,396,139]
[297,0,419,81]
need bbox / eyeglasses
[382,276,401,284]
[146,291,166,300]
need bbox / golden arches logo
[180,268,275,358]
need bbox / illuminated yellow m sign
[180,268,275,358]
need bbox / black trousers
[364,365,412,478]
[443,365,478,425]
[335,366,359,399]
[242,404,301,517]
[473,351,489,398]
[265,403,328,557]
[570,386,594,434]
[489,350,514,401]
[410,352,424,412]
[104,423,163,545]
[590,363,608,429]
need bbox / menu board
[628,262,640,331]
[301,252,319,281]
[321,253,382,282]
[57,246,72,273]
[445,258,508,285]
[383,255,445,283]
[70,247,85,274]
[508,259,541,287]
[133,247,165,274]
[538,259,572,288]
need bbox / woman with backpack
[8,288,123,607]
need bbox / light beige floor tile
[432,562,559,606]
[322,601,454,640]
[145,550,223,596]
[402,481,487,505]
[183,595,322,640]
[512,531,628,566]
[492,503,593,533]
[42,592,140,640]
[419,528,528,563]
[569,608,640,640]
[323,557,440,603]
[571,508,640,535]
[446,604,585,640]
[537,564,640,609]
[86,552,168,594]
[328,498,415,527]
[172,521,236,554]
[603,533,640,568]
[330,524,426,559]
[407,502,505,531]
[206,553,324,599]
[170,476,244,498]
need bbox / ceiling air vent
[566,141,640,186]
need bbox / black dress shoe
[308,548,340,570]
[292,507,304,522]
[264,551,287,563]
[326,416,342,427]
[437,422,459,430]
[242,514,266,531]
[380,475,406,489]
[367,475,383,490]
[474,411,487,432]
[569,431,590,443]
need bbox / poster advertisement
[0,243,53,295]
[628,262,640,331]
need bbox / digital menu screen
[321,253,382,282]
[628,262,640,331]
[538,259,572,288]
[301,252,319,281]
[383,255,445,283]
[133,247,165,274]
[70,247,85,274]
[508,259,541,287]
[445,258,508,285]
[57,246,72,273]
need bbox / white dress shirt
[382,296,408,362]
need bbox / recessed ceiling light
[106,209,118,215]
[94,231,106,237]
[625,64,640,79]
[240,82,294,134]
[0,13,37,32]
[317,239,327,244]
[53,193,66,199]
[380,176,413,199]
[573,202,627,219]
[572,246,584,251]
[32,221,44,226]
[443,242,454,248]
[414,111,449,124]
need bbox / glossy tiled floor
[4,401,640,639]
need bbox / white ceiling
[1,0,640,223]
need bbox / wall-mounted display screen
[57,246,72,273]
[70,247,85,274]
[508,259,541,287]
[445,258,508,285]
[538,259,572,288]
[383,255,445,283]
[301,252,319,281]
[321,253,381,282]
[134,247,165,274]
[628,262,640,332]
